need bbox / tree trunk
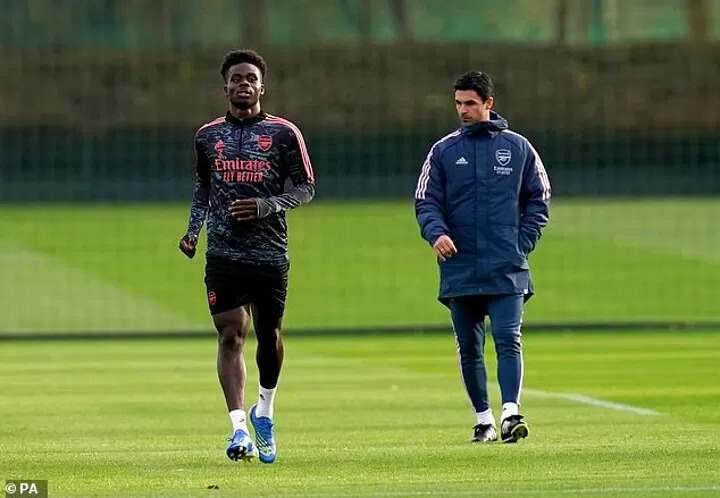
[390,0,412,42]
[555,0,568,45]
[358,0,373,44]
[242,0,266,48]
[687,0,709,42]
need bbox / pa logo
[495,149,511,166]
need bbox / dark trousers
[448,294,524,413]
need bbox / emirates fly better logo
[212,137,271,183]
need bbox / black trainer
[500,414,529,443]
[470,423,498,443]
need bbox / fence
[1,0,718,334]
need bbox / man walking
[179,49,315,462]
[414,70,550,443]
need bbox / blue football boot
[225,428,257,462]
[249,404,276,464]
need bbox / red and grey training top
[185,111,315,265]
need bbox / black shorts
[204,256,289,317]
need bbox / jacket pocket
[518,228,531,257]
[493,225,525,263]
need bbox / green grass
[1,330,719,496]
[0,198,718,333]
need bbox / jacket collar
[460,111,509,137]
[225,110,266,126]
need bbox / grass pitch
[1,330,719,496]
[0,198,718,334]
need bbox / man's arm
[229,127,315,221]
[261,126,315,215]
[518,142,551,255]
[415,146,458,260]
[179,137,211,258]
[414,147,449,246]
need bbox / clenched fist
[433,235,457,262]
[178,234,198,259]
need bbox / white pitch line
[281,485,720,497]
[524,388,661,416]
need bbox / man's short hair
[220,49,268,82]
[454,71,494,102]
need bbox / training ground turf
[1,330,719,496]
[0,198,717,334]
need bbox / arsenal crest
[257,135,273,152]
[208,291,217,306]
[495,149,512,166]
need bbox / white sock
[501,402,519,421]
[229,409,248,433]
[256,385,276,419]
[475,408,495,426]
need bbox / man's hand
[433,235,458,262]
[179,234,198,259]
[229,198,261,222]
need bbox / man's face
[225,63,263,109]
[455,90,493,126]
